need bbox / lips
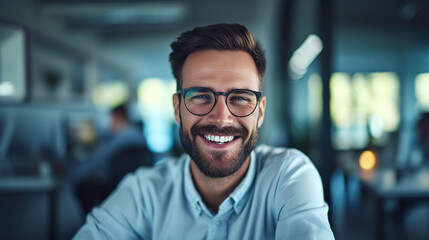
[191,124,247,147]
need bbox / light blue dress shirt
[73,145,334,239]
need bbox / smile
[203,135,235,144]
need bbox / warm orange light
[359,150,377,170]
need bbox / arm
[73,174,151,240]
[273,152,335,239]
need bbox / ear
[257,96,266,128]
[173,94,181,124]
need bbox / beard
[180,123,258,178]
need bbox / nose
[207,95,233,126]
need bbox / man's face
[173,50,266,178]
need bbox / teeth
[204,135,235,144]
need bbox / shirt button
[215,221,220,226]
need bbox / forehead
[181,50,259,90]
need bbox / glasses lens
[227,90,258,116]
[184,88,215,115]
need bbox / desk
[362,169,429,240]
[338,158,429,240]
[0,176,65,240]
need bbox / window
[415,73,429,112]
[92,81,129,108]
[0,22,26,101]
[137,78,176,153]
[329,72,400,150]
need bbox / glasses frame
[176,87,262,117]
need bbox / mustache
[191,124,247,137]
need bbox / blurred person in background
[406,112,429,168]
[74,23,334,239]
[71,104,154,214]
[416,112,429,164]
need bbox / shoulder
[108,155,186,203]
[108,155,185,190]
[253,145,322,196]
[253,145,326,219]
[131,156,186,189]
[254,144,313,173]
[104,155,187,215]
[74,155,188,239]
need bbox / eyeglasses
[176,87,262,117]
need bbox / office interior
[1,0,429,239]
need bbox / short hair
[169,23,266,90]
[111,104,128,120]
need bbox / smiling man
[73,23,334,240]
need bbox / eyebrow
[187,86,257,92]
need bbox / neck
[190,157,250,213]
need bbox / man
[73,23,334,239]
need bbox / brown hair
[169,23,266,90]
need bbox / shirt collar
[230,150,256,214]
[183,150,257,217]
[183,155,204,218]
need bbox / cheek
[180,108,200,130]
[238,117,258,135]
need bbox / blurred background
[1,0,429,239]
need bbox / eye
[194,94,208,99]
[191,94,212,100]
[230,96,249,102]
[185,90,214,105]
